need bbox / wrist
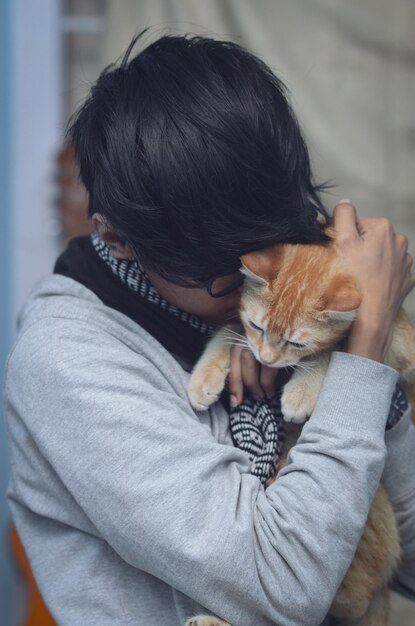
[346,315,390,362]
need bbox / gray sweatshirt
[4,275,415,626]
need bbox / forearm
[260,353,397,621]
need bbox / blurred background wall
[1,1,415,624]
[1,1,12,622]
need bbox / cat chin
[246,344,296,369]
[258,359,300,369]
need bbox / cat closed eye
[249,320,264,334]
[286,340,307,349]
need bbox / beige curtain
[100,0,415,313]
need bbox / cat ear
[320,274,362,321]
[239,264,268,287]
[323,309,360,322]
[240,245,284,285]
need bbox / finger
[240,350,264,399]
[403,275,415,301]
[228,345,244,406]
[403,256,413,284]
[397,233,409,255]
[333,200,359,239]
[259,366,279,399]
[354,216,372,237]
[355,216,395,240]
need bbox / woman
[5,33,415,625]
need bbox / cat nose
[260,357,275,366]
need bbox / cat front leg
[281,352,330,423]
[185,617,232,626]
[188,324,242,411]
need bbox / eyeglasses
[204,273,245,298]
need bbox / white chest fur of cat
[185,239,415,626]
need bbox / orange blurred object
[56,144,91,240]
[10,525,56,626]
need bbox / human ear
[91,213,135,259]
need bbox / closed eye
[249,321,264,334]
[286,340,307,349]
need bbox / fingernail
[230,394,239,407]
[338,198,352,204]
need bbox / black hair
[68,30,330,285]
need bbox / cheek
[291,322,346,356]
[292,347,315,361]
[312,324,346,350]
[184,291,241,324]
[280,345,300,362]
[245,328,262,353]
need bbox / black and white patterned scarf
[91,232,213,335]
[90,232,407,485]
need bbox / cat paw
[280,380,318,423]
[188,365,229,411]
[186,617,231,626]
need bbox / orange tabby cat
[186,234,415,626]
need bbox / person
[4,33,415,626]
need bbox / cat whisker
[223,312,243,322]
[295,361,315,371]
[225,337,249,343]
[298,359,318,369]
[223,341,251,349]
[226,336,249,345]
[293,362,319,382]
[221,328,247,341]
[221,333,250,344]
[292,361,312,371]
[222,336,248,345]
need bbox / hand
[228,345,279,406]
[334,200,415,361]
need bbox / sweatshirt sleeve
[382,407,415,600]
[5,322,398,626]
